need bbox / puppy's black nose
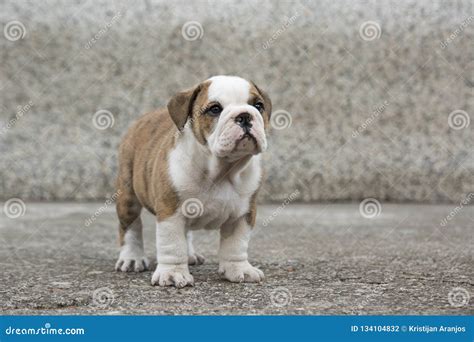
[235,112,252,128]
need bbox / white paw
[115,246,149,272]
[188,252,205,265]
[218,260,265,283]
[151,264,194,288]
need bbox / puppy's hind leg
[187,231,205,266]
[115,179,149,272]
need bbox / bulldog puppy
[114,75,271,288]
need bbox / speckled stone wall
[0,0,472,203]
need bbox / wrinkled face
[168,76,272,161]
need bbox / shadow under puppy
[115,75,272,288]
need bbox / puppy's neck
[209,155,253,183]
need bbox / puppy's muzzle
[210,105,267,158]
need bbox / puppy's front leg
[151,214,194,288]
[218,218,264,283]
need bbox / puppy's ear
[252,82,272,119]
[167,84,202,130]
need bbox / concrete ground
[0,203,472,315]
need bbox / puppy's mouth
[239,130,257,144]
[235,131,260,154]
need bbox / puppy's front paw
[218,260,264,283]
[188,252,205,265]
[115,247,149,272]
[151,264,194,288]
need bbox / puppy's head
[168,75,272,161]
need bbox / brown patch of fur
[245,163,267,228]
[168,85,203,130]
[246,191,259,227]
[249,82,272,129]
[116,108,181,245]
[189,81,215,145]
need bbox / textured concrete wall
[0,0,472,203]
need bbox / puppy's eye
[207,104,222,116]
[253,102,264,113]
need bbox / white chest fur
[168,129,262,230]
